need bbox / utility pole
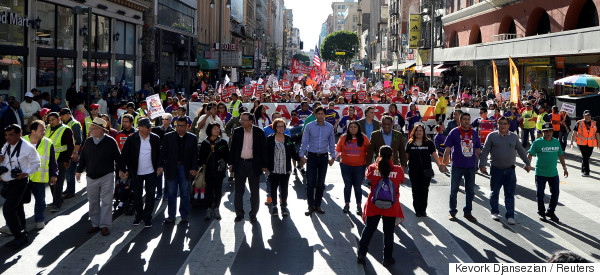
[429,0,435,90]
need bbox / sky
[284,0,337,50]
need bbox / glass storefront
[0,0,26,46]
[36,57,74,101]
[82,59,110,93]
[36,2,75,49]
[0,55,25,99]
[82,14,111,52]
[115,59,135,92]
[115,20,135,55]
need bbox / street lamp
[211,0,231,84]
[72,5,92,108]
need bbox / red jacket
[363,162,405,224]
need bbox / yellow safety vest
[536,112,548,131]
[134,108,147,126]
[522,110,537,129]
[228,100,242,117]
[68,119,83,139]
[45,124,68,159]
[23,136,52,183]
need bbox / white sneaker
[491,214,501,221]
[36,221,46,229]
[507,218,516,225]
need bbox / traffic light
[300,41,303,50]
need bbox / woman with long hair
[191,103,208,137]
[198,122,229,220]
[405,124,445,217]
[266,118,299,217]
[335,121,370,215]
[216,102,232,124]
[405,103,422,133]
[254,104,271,128]
[358,145,405,266]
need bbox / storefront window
[37,57,55,95]
[56,58,74,101]
[157,1,195,34]
[0,55,25,98]
[115,21,125,54]
[115,59,135,92]
[97,16,110,52]
[56,5,75,50]
[82,59,110,92]
[36,1,55,48]
[0,0,26,46]
[125,23,135,55]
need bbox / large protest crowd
[0,78,597,266]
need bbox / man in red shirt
[392,90,405,104]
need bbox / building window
[115,20,136,55]
[36,2,75,50]
[458,0,461,10]
[0,55,24,98]
[115,59,134,92]
[0,0,26,46]
[81,14,111,53]
[82,59,111,93]
[158,0,195,33]
[37,57,74,100]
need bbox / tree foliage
[320,31,359,67]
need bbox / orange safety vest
[575,120,597,147]
[551,113,561,131]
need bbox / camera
[10,168,22,179]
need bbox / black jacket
[77,134,125,179]
[151,125,174,141]
[266,134,299,174]
[229,126,267,176]
[158,131,198,180]
[198,137,229,178]
[121,131,161,177]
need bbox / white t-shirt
[137,134,154,175]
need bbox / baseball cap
[541,122,553,131]
[25,92,34,98]
[137,117,152,128]
[90,104,99,110]
[127,102,135,109]
[59,108,71,116]
[583,110,591,115]
[40,108,51,118]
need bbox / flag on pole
[509,57,520,104]
[492,60,500,100]
[313,45,322,67]
[224,74,230,86]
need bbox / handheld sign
[243,85,254,96]
[146,94,165,119]
[383,87,393,98]
[344,90,353,101]
[357,90,367,101]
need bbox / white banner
[560,102,576,114]
[189,102,483,134]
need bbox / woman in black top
[198,122,229,220]
[405,124,445,217]
[266,118,299,217]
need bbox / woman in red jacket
[357,145,405,267]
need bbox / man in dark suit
[229,112,267,223]
[357,106,380,140]
[1,99,24,146]
[121,118,162,227]
[157,117,198,223]
[367,115,408,168]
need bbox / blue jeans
[65,160,78,195]
[449,166,476,215]
[166,165,190,219]
[30,181,47,223]
[156,175,168,198]
[521,128,536,147]
[535,175,560,215]
[340,163,365,204]
[306,153,329,208]
[489,166,517,218]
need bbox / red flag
[305,78,315,87]
[310,67,317,80]
[291,58,312,75]
[201,81,207,92]
[321,61,327,76]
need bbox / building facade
[436,0,600,95]
[0,0,149,102]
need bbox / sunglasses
[291,114,297,116]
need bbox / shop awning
[197,58,217,70]
[373,66,387,73]
[419,64,449,76]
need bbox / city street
[0,146,599,275]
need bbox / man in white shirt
[120,118,162,227]
[97,93,108,115]
[196,101,225,141]
[21,92,41,127]
[0,124,41,250]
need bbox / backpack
[371,177,396,209]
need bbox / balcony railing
[491,33,523,41]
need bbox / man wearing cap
[571,110,600,177]
[84,104,101,137]
[134,102,148,126]
[227,93,243,117]
[23,120,58,229]
[520,102,537,148]
[116,114,136,150]
[121,118,161,227]
[60,108,83,199]
[45,112,75,211]
[528,122,568,223]
[77,117,125,236]
[21,91,41,128]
